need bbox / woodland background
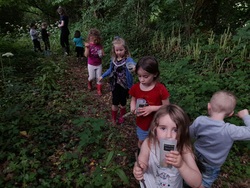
[0,0,250,187]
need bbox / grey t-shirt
[189,115,250,166]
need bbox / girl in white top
[133,104,202,188]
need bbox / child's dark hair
[136,56,160,80]
[74,30,81,38]
[42,22,47,28]
[111,36,131,60]
[148,104,192,155]
[87,28,101,44]
[30,22,36,28]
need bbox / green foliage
[34,60,66,91]
[221,143,250,183]
[0,34,130,187]
[1,2,250,187]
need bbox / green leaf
[115,169,129,184]
[105,151,114,166]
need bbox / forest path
[63,57,250,188]
[65,57,139,187]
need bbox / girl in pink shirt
[84,28,104,95]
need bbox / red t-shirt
[129,82,170,131]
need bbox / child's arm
[229,109,250,140]
[84,42,90,57]
[100,47,105,57]
[130,96,136,114]
[137,98,170,117]
[99,61,113,81]
[133,139,150,181]
[166,149,202,188]
[236,109,249,118]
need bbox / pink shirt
[87,43,103,66]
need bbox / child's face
[89,36,98,44]
[137,67,156,86]
[114,44,125,59]
[156,114,177,140]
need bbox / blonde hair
[210,90,237,116]
[111,36,131,61]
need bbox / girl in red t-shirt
[129,56,170,148]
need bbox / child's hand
[236,109,249,119]
[85,42,89,47]
[137,106,152,117]
[133,161,146,181]
[131,107,136,115]
[166,150,183,168]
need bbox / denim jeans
[195,151,220,188]
[136,126,149,141]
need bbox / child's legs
[201,163,220,188]
[44,39,50,50]
[120,92,128,107]
[76,47,81,57]
[87,64,96,81]
[77,47,84,57]
[32,40,36,50]
[112,87,120,108]
[112,84,128,107]
[95,64,102,84]
[79,47,84,57]
[195,151,220,188]
[136,126,149,148]
[111,105,119,111]
[34,39,42,51]
[119,87,128,107]
[43,41,47,51]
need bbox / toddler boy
[189,90,250,188]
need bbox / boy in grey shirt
[189,90,250,188]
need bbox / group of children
[29,22,50,55]
[133,91,250,188]
[29,6,70,56]
[79,27,250,187]
[30,14,250,187]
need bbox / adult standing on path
[57,6,70,56]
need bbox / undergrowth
[0,23,250,187]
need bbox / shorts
[112,84,128,106]
[195,151,221,188]
[136,126,149,141]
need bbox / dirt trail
[66,58,139,187]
